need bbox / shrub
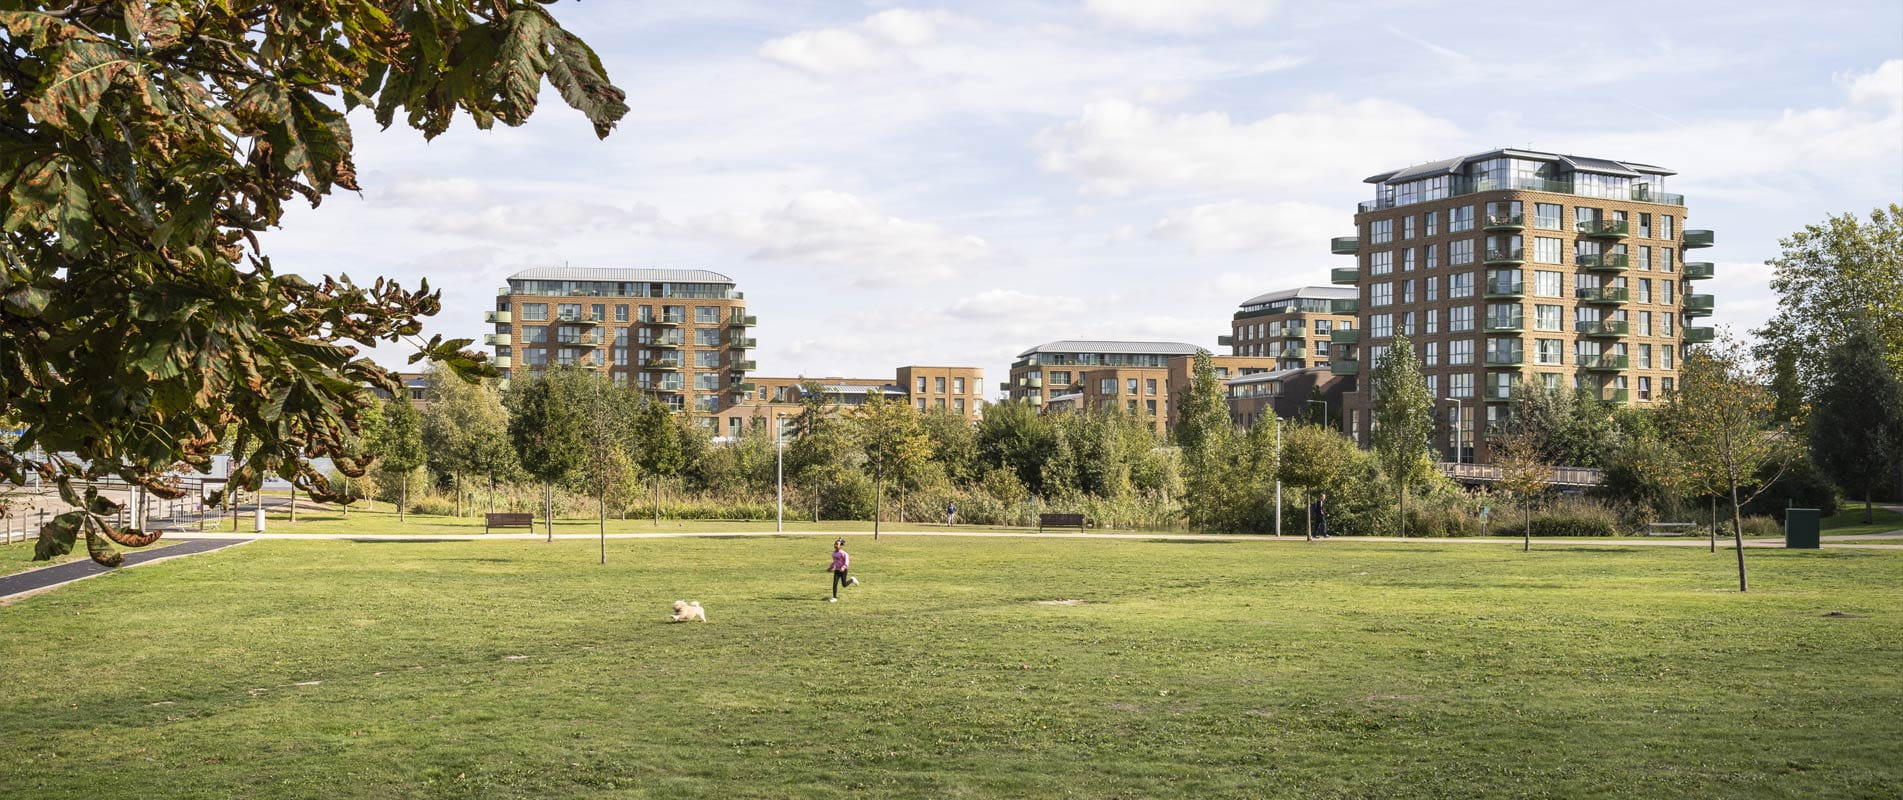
[1739,515,1782,538]
[408,496,457,517]
[1492,501,1623,537]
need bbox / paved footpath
[0,538,253,603]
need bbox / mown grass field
[2,536,1899,799]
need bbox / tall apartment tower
[1219,286,1359,370]
[1328,150,1715,462]
[487,267,755,431]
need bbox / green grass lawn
[1822,506,1903,536]
[2,537,1898,799]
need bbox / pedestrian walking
[945,501,957,526]
[1309,492,1329,540]
[827,538,858,602]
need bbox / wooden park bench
[1646,522,1697,537]
[484,512,535,534]
[1038,513,1087,533]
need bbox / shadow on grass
[345,538,470,544]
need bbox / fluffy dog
[669,600,706,623]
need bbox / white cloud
[1150,200,1338,254]
[692,190,990,287]
[1085,0,1277,33]
[414,201,664,245]
[1840,59,1903,112]
[944,289,1087,320]
[757,9,950,77]
[1036,97,1464,195]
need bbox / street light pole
[775,413,786,533]
[1273,414,1282,537]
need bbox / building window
[522,303,548,321]
[1402,279,1416,304]
[1662,314,1675,336]
[522,325,548,344]
[1537,338,1563,365]
[1638,213,1652,238]
[1661,215,1674,240]
[935,377,947,393]
[1371,251,1393,275]
[1662,281,1675,304]
[1425,308,1439,333]
[1426,374,1439,397]
[1425,276,1440,301]
[614,305,629,322]
[695,328,720,347]
[1403,216,1416,240]
[695,350,719,368]
[523,348,547,366]
[1371,219,1393,244]
[1662,346,1675,369]
[1449,205,1475,232]
[1126,378,1138,395]
[1637,279,1652,304]
[1662,248,1675,272]
[1371,282,1393,307]
[1424,341,1439,366]
[1535,304,1562,331]
[1638,376,1653,401]
[1450,272,1474,298]
[917,376,927,392]
[1450,239,1474,266]
[1401,311,1416,336]
[1534,203,1561,230]
[1534,236,1563,264]
[1371,314,1393,338]
[1638,247,1652,271]
[954,377,966,394]
[1639,343,1653,368]
[1451,373,1474,398]
[1450,339,1474,365]
[1450,306,1474,331]
[695,306,721,324]
[1402,248,1415,272]
[1100,378,1116,395]
[1146,378,1157,395]
[1534,271,1562,297]
[1426,211,1439,237]
[1425,243,1439,269]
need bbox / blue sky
[265,0,1903,390]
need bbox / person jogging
[1309,492,1329,540]
[827,538,859,602]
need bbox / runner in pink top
[827,538,858,601]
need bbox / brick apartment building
[716,366,985,440]
[1008,340,1280,431]
[1220,286,1360,370]
[1328,149,1715,461]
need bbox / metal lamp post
[1273,414,1282,537]
[775,412,787,533]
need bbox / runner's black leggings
[832,569,850,598]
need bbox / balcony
[1330,236,1360,255]
[732,360,757,371]
[1484,247,1525,265]
[483,333,512,346]
[492,355,512,369]
[1331,267,1360,285]
[1484,281,1525,299]
[1358,180,1684,210]
[557,330,604,347]
[1684,326,1715,344]
[644,317,684,327]
[574,355,602,368]
[727,314,757,328]
[1485,350,1525,367]
[1575,253,1629,272]
[1330,360,1359,376]
[1581,355,1629,371]
[640,358,682,371]
[1575,286,1629,304]
[726,382,758,394]
[1483,213,1525,231]
[1030,394,1044,406]
[1685,294,1715,316]
[1484,317,1525,333]
[1021,376,1043,388]
[1683,261,1715,280]
[1330,298,1359,315]
[1217,335,1234,347]
[484,310,512,324]
[644,338,684,349]
[1483,384,1517,402]
[1598,388,1629,403]
[731,337,758,349]
[1275,324,1307,339]
[1575,320,1630,337]
[497,287,512,296]
[1276,345,1306,359]
[1576,219,1630,238]
[1683,229,1715,249]
[1330,328,1359,345]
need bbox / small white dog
[669,600,706,623]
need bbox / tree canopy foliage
[1756,204,1903,390]
[1,1,627,563]
[1808,319,1903,521]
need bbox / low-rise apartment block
[1220,286,1359,370]
[1328,148,1716,461]
[1009,340,1281,430]
[716,366,984,439]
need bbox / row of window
[1364,308,1680,337]
[1369,240,1677,273]
[1370,203,1676,242]
[1369,272,1684,304]
[1232,318,1350,341]
[1358,339,1677,368]
[516,302,744,324]
[912,376,971,394]
[513,325,735,348]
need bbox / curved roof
[507,267,735,284]
[1016,340,1202,359]
[1364,148,1674,184]
[1238,285,1357,308]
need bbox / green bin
[1784,508,1821,549]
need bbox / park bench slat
[1038,513,1086,533]
[484,512,535,533]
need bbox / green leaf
[541,26,629,139]
[24,40,133,135]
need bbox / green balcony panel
[1484,247,1525,265]
[484,310,512,324]
[732,337,758,348]
[1485,352,1525,367]
[727,314,758,327]
[1331,236,1360,255]
[1330,298,1359,315]
[1575,253,1630,271]
[1575,320,1630,337]
[483,333,512,346]
[734,360,758,371]
[1582,355,1629,371]
[1576,219,1630,238]
[1483,214,1525,231]
[1331,267,1360,285]
[1330,360,1360,376]
[1685,293,1714,311]
[1277,346,1305,359]
[1330,328,1360,345]
[1575,286,1629,304]
[1484,281,1526,298]
[1683,261,1715,280]
[1217,334,1234,346]
[1683,229,1715,248]
[1598,388,1629,403]
[1684,327,1715,344]
[1484,318,1525,333]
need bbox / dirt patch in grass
[1033,599,1090,606]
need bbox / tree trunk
[874,471,883,541]
[1731,480,1748,592]
[1709,495,1717,553]
[652,477,661,527]
[488,471,496,515]
[813,479,821,523]
[1523,502,1531,552]
[544,482,554,541]
[599,494,606,565]
[454,473,462,518]
[288,486,296,523]
[1865,494,1874,524]
[342,478,349,517]
[1304,489,1313,542]
[398,479,407,523]
[1398,483,1407,538]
